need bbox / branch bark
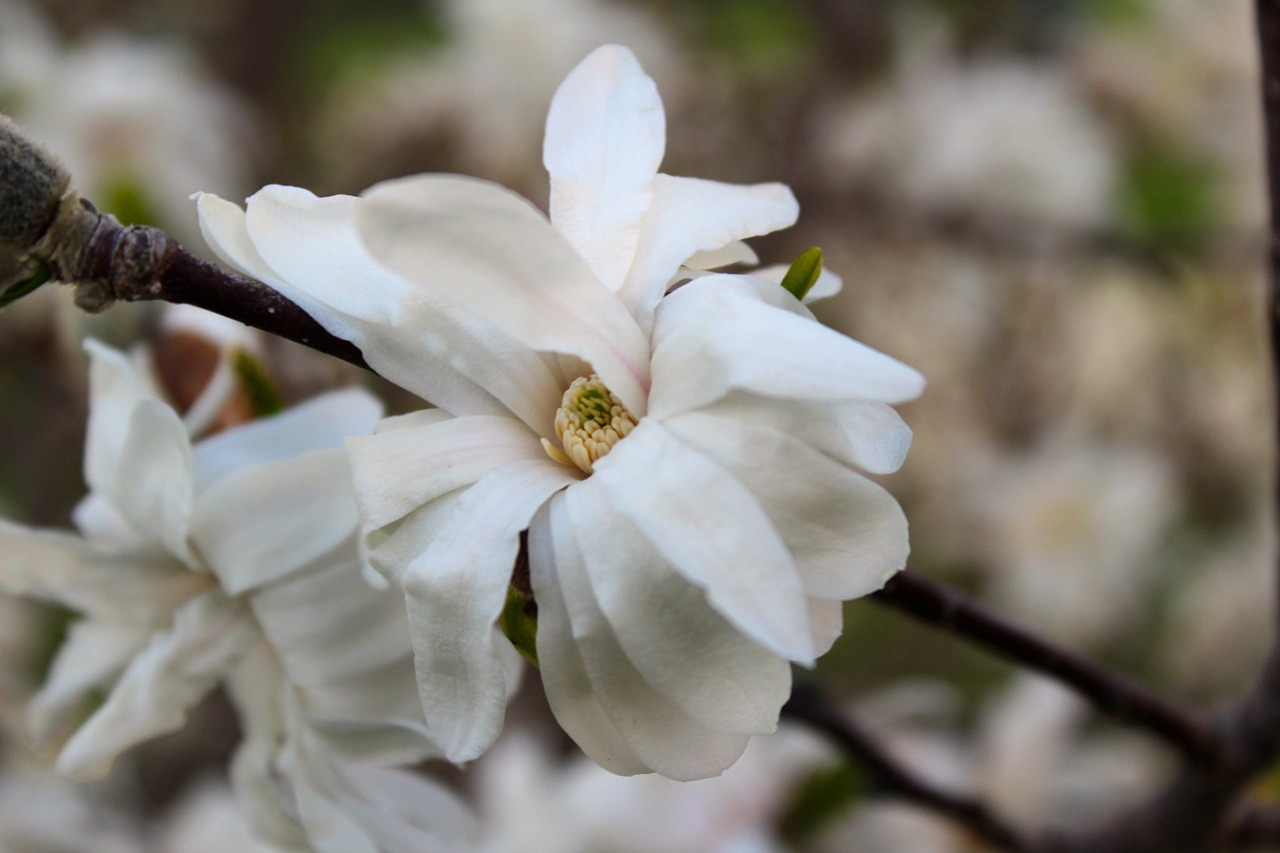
[782,683,1033,852]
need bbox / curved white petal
[249,547,426,750]
[527,502,650,776]
[649,274,925,418]
[618,175,798,330]
[190,387,382,493]
[693,392,914,475]
[192,449,359,595]
[665,413,909,601]
[111,400,196,565]
[56,592,257,780]
[547,498,750,780]
[358,174,651,416]
[565,478,790,735]
[198,191,518,421]
[82,339,156,497]
[363,490,464,588]
[590,420,815,662]
[243,186,563,430]
[684,240,759,271]
[544,44,665,293]
[28,620,149,744]
[402,459,575,762]
[809,598,844,658]
[346,415,550,535]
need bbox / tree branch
[782,683,1033,852]
[871,569,1219,764]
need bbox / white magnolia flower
[0,342,473,852]
[197,44,923,780]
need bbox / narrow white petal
[192,449,360,594]
[527,502,650,776]
[548,498,750,780]
[56,592,257,780]
[565,478,791,735]
[618,175,799,330]
[346,415,549,534]
[809,597,844,658]
[684,240,759,271]
[82,339,153,497]
[402,459,575,762]
[692,392,914,475]
[666,413,909,601]
[29,621,148,744]
[195,192,282,284]
[544,44,665,293]
[649,274,925,418]
[111,400,196,565]
[358,174,651,416]
[191,387,382,493]
[590,420,815,663]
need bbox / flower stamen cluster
[546,373,636,473]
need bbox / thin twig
[782,683,1032,853]
[871,569,1219,764]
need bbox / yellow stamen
[546,374,637,474]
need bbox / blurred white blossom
[0,342,473,852]
[198,44,923,780]
[818,21,1118,227]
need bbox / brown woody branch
[782,683,1032,852]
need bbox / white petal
[665,413,909,601]
[358,174,651,416]
[192,449,359,594]
[544,44,665,293]
[546,497,750,780]
[692,392,914,475]
[56,592,257,780]
[590,420,815,662]
[648,274,925,418]
[618,175,799,330]
[402,459,575,762]
[684,240,759,271]
[565,478,790,735]
[809,598,844,658]
[346,414,549,533]
[363,489,464,588]
[242,186,563,429]
[29,621,148,744]
[195,192,284,284]
[248,546,425,748]
[109,400,196,565]
[82,339,153,497]
[527,502,650,776]
[191,387,382,493]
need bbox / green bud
[499,585,539,666]
[779,247,823,301]
[232,348,285,418]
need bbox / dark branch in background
[783,683,1032,852]
[871,569,1219,765]
[0,114,366,370]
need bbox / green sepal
[0,260,51,308]
[778,761,863,843]
[779,247,823,301]
[233,348,285,418]
[499,585,539,666]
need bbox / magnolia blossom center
[542,374,637,474]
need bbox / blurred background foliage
[0,0,1272,850]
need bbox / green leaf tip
[499,585,539,666]
[0,259,50,308]
[232,348,285,418]
[780,247,822,301]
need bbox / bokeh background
[0,1,1273,850]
